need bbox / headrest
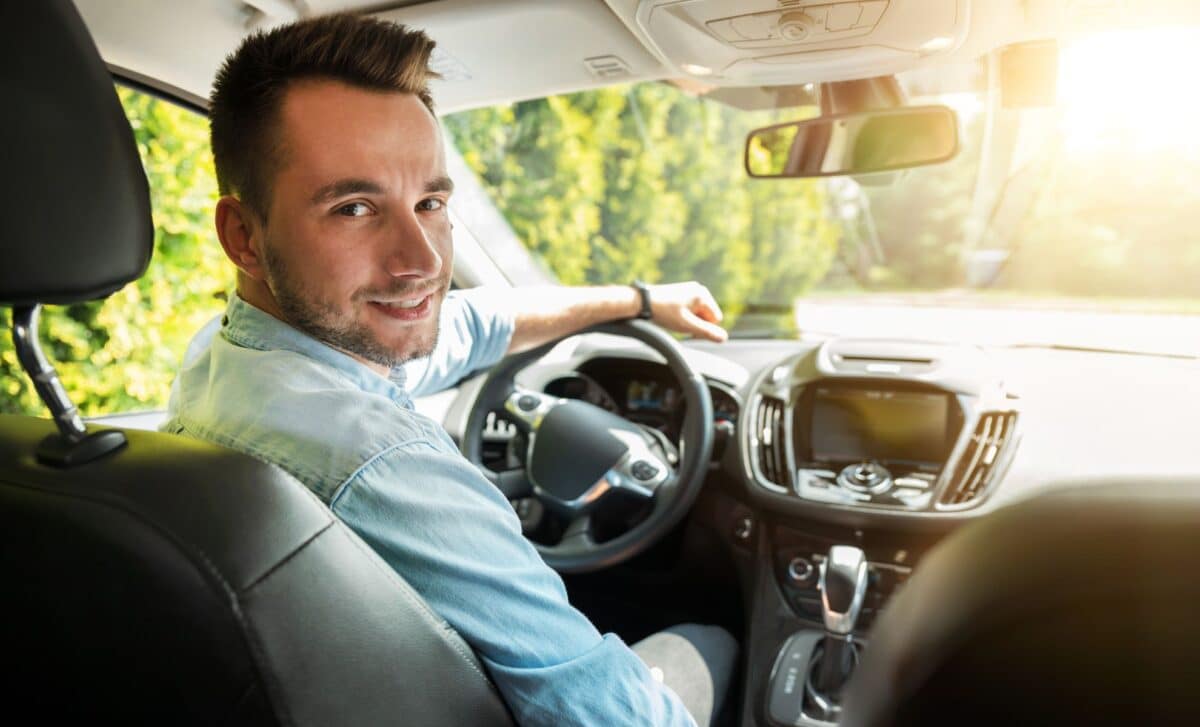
[842,478,1200,726]
[0,0,152,306]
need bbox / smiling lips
[369,294,434,321]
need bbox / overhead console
[624,0,973,85]
[742,338,1019,516]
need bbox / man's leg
[632,624,738,726]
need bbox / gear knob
[820,545,869,635]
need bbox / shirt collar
[220,293,412,405]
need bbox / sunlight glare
[1058,27,1200,154]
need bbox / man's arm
[404,281,725,398]
[504,282,728,354]
[331,440,698,726]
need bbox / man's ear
[215,196,268,281]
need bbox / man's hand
[647,282,728,343]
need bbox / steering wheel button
[517,394,540,412]
[631,461,660,481]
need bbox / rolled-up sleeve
[403,287,515,398]
[329,441,696,726]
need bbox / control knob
[837,461,893,495]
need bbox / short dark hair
[209,14,439,219]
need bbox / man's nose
[383,209,443,279]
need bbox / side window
[0,85,231,417]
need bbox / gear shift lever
[814,545,869,699]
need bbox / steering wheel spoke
[476,464,534,500]
[558,513,596,552]
[500,385,563,433]
[603,446,672,501]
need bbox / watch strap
[631,280,653,320]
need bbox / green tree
[444,82,841,332]
[1,87,231,417]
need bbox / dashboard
[507,337,1021,522]
[446,330,1200,727]
[451,332,1200,529]
[542,357,740,446]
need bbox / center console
[754,530,925,726]
[743,338,1020,514]
[735,339,1021,725]
[731,516,930,727]
[764,544,870,725]
[792,381,962,511]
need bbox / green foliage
[14,79,1183,419]
[444,83,841,333]
[0,87,231,417]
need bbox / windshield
[445,26,1200,355]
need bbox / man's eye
[336,202,371,217]
[417,198,445,212]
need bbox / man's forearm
[505,285,641,354]
[502,282,728,354]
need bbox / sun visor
[630,0,972,86]
[0,0,153,306]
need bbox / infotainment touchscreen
[811,386,951,464]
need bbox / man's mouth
[378,297,426,309]
[369,294,434,320]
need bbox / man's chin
[369,306,442,365]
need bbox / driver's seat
[0,2,512,724]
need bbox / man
[164,12,736,727]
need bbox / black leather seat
[841,479,1200,726]
[0,2,512,724]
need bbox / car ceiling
[77,0,668,113]
[73,0,1200,114]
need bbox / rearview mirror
[744,105,959,178]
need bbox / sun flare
[1057,26,1200,154]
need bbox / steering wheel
[463,320,713,574]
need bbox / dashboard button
[733,515,754,542]
[786,556,815,586]
[516,394,540,412]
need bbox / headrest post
[10,305,126,466]
[11,305,87,442]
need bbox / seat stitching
[333,520,496,687]
[239,521,334,593]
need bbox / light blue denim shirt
[163,290,695,726]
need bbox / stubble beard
[263,244,447,369]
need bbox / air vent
[831,353,938,375]
[940,412,1018,507]
[753,395,788,487]
[837,354,935,365]
[583,55,633,80]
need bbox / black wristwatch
[630,280,653,320]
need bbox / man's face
[256,80,453,369]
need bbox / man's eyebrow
[309,178,385,206]
[424,176,455,194]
